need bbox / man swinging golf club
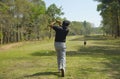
[49,20,70,77]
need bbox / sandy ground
[0,42,23,50]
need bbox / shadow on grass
[93,40,120,46]
[78,46,120,55]
[70,35,107,41]
[24,71,60,78]
[103,60,120,79]
[31,50,56,56]
[31,45,120,57]
[30,47,120,78]
[85,35,107,40]
[77,45,120,79]
[66,44,120,79]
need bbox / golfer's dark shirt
[53,26,69,42]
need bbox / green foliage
[91,27,103,34]
[0,0,108,44]
[95,0,120,37]
[0,31,3,38]
[0,2,9,13]
[0,0,65,44]
[69,21,95,35]
[46,4,64,21]
[70,21,82,35]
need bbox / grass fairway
[0,35,120,79]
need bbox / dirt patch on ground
[0,42,23,50]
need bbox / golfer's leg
[57,49,61,71]
[55,42,61,71]
[61,48,66,71]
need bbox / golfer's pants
[54,42,66,71]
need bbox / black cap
[62,20,70,26]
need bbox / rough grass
[0,35,120,79]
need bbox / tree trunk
[0,24,3,44]
[116,8,120,37]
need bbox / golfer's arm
[56,20,62,26]
[49,21,56,28]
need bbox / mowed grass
[0,35,120,79]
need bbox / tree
[69,21,82,35]
[94,0,120,37]
[46,4,64,39]
[0,1,13,44]
[69,21,93,36]
[0,0,48,44]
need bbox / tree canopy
[0,0,101,44]
[95,0,120,38]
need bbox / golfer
[49,20,70,77]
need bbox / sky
[44,0,102,27]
